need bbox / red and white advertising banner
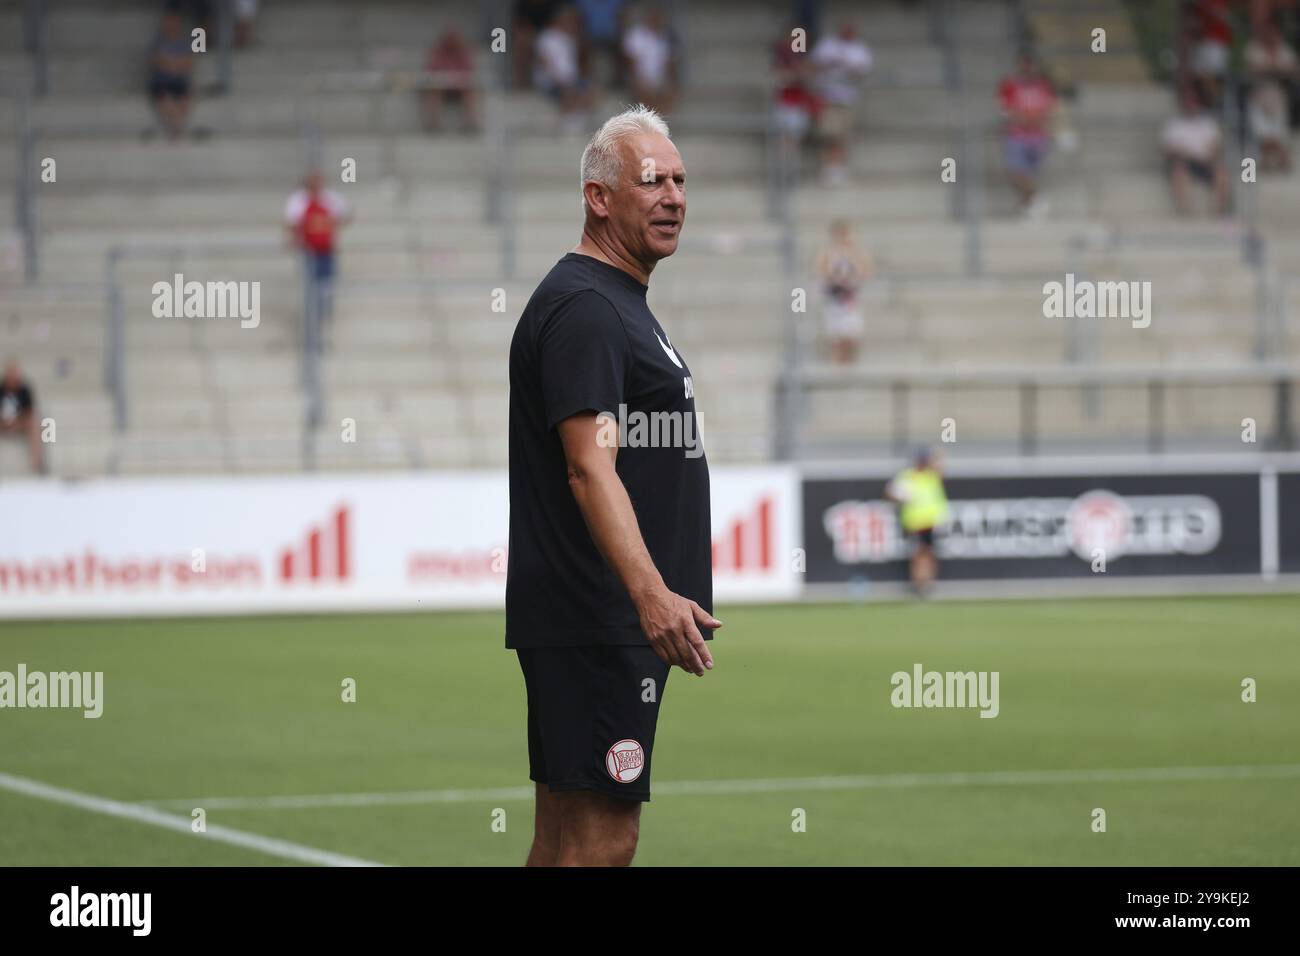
[0,466,801,618]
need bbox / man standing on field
[506,105,719,867]
[885,447,950,597]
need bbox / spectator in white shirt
[535,5,592,132]
[1161,87,1228,216]
[622,6,678,115]
[811,22,872,185]
[1245,20,1298,171]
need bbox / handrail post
[764,111,778,219]
[773,370,794,461]
[1274,376,1295,450]
[1019,380,1037,455]
[25,0,48,97]
[1278,277,1290,358]
[16,81,39,282]
[933,0,959,90]
[1147,378,1165,453]
[962,116,983,277]
[215,0,235,95]
[1252,251,1270,359]
[935,0,981,277]
[502,124,517,279]
[300,259,323,471]
[891,380,909,457]
[1064,236,1083,363]
[104,248,127,432]
[777,116,796,278]
[483,55,506,224]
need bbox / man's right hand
[634,585,720,676]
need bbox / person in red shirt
[772,20,821,160]
[423,27,480,133]
[998,53,1059,216]
[284,170,351,330]
[1189,0,1234,105]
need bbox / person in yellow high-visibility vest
[884,447,949,596]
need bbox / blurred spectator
[577,0,628,88]
[536,6,593,132]
[1189,0,1234,106]
[234,0,259,48]
[423,27,481,133]
[0,359,45,475]
[165,0,212,30]
[811,22,872,186]
[513,0,560,89]
[147,10,195,140]
[816,219,873,364]
[1162,87,1230,215]
[998,53,1058,217]
[1246,20,1297,169]
[885,447,949,597]
[772,21,819,161]
[792,0,821,40]
[622,6,678,115]
[284,170,352,329]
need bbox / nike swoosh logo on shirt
[654,329,683,369]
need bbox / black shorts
[149,72,191,99]
[1170,156,1216,185]
[516,644,670,802]
[911,527,935,546]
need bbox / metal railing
[11,78,39,283]
[15,3,1298,477]
[22,0,48,98]
[776,361,1299,459]
[102,239,297,431]
[1061,226,1275,364]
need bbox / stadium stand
[0,0,1296,477]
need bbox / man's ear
[582,180,609,218]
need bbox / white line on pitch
[136,763,1300,812]
[0,770,385,866]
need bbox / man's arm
[815,248,831,279]
[556,411,719,676]
[283,194,301,248]
[329,192,354,227]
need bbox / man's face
[602,131,686,265]
[2,362,20,388]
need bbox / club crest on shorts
[605,739,645,783]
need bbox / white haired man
[506,105,720,866]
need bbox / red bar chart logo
[279,504,352,583]
[712,496,774,573]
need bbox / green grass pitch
[2,595,1298,866]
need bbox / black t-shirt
[0,383,33,423]
[506,252,712,648]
